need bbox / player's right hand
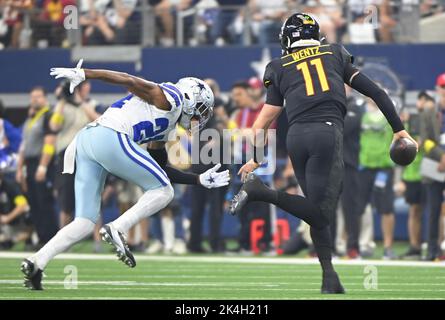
[393,130,419,152]
[238,159,260,182]
[50,59,85,93]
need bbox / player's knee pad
[64,217,95,241]
[139,184,174,211]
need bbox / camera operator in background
[50,80,100,227]
[0,171,31,250]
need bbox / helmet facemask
[176,77,214,133]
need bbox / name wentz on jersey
[97,82,184,144]
[263,43,358,128]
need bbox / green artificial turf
[1,254,444,300]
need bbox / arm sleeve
[263,62,284,106]
[350,72,405,133]
[339,45,360,85]
[164,166,199,185]
[148,147,199,185]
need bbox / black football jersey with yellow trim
[263,44,358,127]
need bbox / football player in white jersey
[21,60,230,290]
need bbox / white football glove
[50,59,85,93]
[199,163,230,189]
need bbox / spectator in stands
[340,85,365,259]
[148,0,176,47]
[209,0,247,45]
[248,0,286,45]
[347,0,380,43]
[0,99,22,181]
[0,171,31,249]
[0,0,33,48]
[377,0,421,43]
[229,81,274,254]
[399,91,432,260]
[303,0,345,42]
[205,78,230,129]
[16,86,58,247]
[187,78,228,253]
[49,80,100,228]
[85,0,141,45]
[32,0,75,47]
[378,0,397,42]
[420,73,445,260]
[356,95,398,260]
[247,77,263,103]
[79,0,98,44]
[420,0,445,17]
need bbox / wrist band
[51,113,65,125]
[42,144,55,156]
[424,139,436,154]
[14,195,28,206]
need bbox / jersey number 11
[297,58,330,96]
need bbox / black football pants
[286,122,344,258]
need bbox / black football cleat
[321,272,345,294]
[229,173,264,215]
[100,224,136,268]
[21,259,43,290]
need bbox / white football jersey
[97,82,183,144]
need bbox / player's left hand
[50,59,85,93]
[238,159,260,182]
[199,163,230,189]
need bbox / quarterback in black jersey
[230,13,417,294]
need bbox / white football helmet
[176,77,214,132]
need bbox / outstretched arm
[238,104,282,181]
[349,71,418,150]
[83,69,164,106]
[50,60,169,109]
[147,141,230,188]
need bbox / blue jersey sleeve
[159,82,184,109]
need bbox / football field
[0,252,444,300]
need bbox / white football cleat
[100,224,136,268]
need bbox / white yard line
[2,296,444,300]
[1,251,445,268]
[2,279,444,287]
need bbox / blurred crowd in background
[1,69,445,262]
[1,0,445,49]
